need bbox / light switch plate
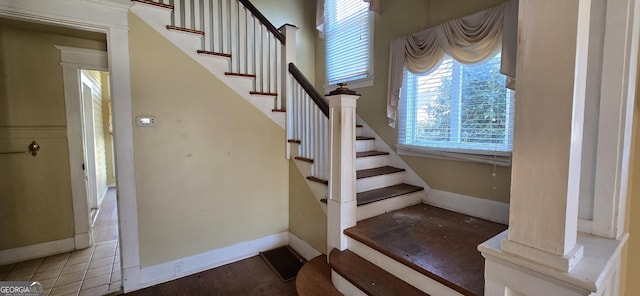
[136,115,156,127]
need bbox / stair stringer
[130,2,285,129]
[289,142,327,214]
[356,116,431,194]
[356,116,511,224]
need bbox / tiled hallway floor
[0,188,121,296]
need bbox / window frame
[323,0,375,92]
[396,54,514,167]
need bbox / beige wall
[315,0,511,202]
[252,0,316,82]
[0,22,106,250]
[622,75,640,296]
[289,160,327,255]
[100,72,116,186]
[129,14,289,267]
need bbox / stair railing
[287,63,330,182]
[154,0,286,110]
[148,0,338,193]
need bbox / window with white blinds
[398,53,514,160]
[324,0,372,86]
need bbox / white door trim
[0,0,141,293]
[57,46,108,249]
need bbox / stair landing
[344,204,507,296]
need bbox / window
[324,0,373,88]
[398,53,514,164]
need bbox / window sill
[396,144,512,167]
[324,76,374,94]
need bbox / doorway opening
[79,69,117,239]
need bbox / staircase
[129,1,506,295]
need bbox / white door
[81,83,98,212]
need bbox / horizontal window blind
[325,0,370,85]
[399,53,514,154]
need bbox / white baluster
[194,0,201,31]
[174,0,183,28]
[221,0,229,54]
[252,17,262,75]
[184,0,192,29]
[275,46,281,108]
[261,30,269,92]
[247,16,255,74]
[210,0,220,52]
[203,0,212,51]
[229,0,238,72]
[239,7,247,74]
[270,38,277,94]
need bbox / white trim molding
[57,45,109,253]
[426,190,509,225]
[129,232,289,291]
[0,0,139,293]
[288,232,323,261]
[0,238,75,266]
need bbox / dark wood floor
[125,256,297,296]
[345,204,507,296]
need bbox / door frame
[57,45,108,249]
[0,0,144,292]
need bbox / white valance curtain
[386,0,518,128]
[316,0,380,36]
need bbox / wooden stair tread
[356,136,375,141]
[225,72,256,78]
[357,184,423,206]
[344,204,508,296]
[330,249,428,296]
[356,166,405,179]
[296,255,342,296]
[356,150,389,158]
[272,109,286,113]
[250,91,278,96]
[166,25,204,35]
[133,0,174,9]
[307,176,328,185]
[196,50,231,58]
[295,156,313,163]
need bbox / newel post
[327,85,360,252]
[280,24,298,159]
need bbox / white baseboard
[74,232,91,250]
[426,189,510,224]
[288,232,323,261]
[0,238,75,265]
[130,232,289,291]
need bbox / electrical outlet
[174,262,184,275]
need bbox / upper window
[324,0,373,87]
[398,53,514,159]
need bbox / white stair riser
[355,140,375,152]
[331,271,368,296]
[356,172,405,193]
[347,237,464,296]
[356,191,424,221]
[355,155,388,171]
[356,126,363,137]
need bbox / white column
[326,92,359,251]
[500,0,585,272]
[280,24,298,159]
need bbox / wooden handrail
[238,0,286,44]
[289,63,329,118]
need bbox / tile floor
[0,240,121,295]
[1,188,121,296]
